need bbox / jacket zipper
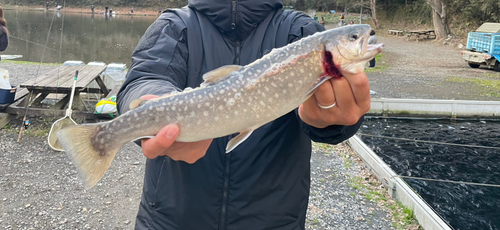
[219,151,231,230]
[220,2,238,230]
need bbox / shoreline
[2,4,168,17]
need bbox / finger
[313,80,336,109]
[141,124,180,159]
[339,72,371,110]
[139,94,160,100]
[331,77,357,113]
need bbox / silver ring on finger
[317,101,336,109]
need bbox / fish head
[322,24,384,76]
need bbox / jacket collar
[188,0,283,42]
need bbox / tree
[428,0,450,39]
[370,0,379,29]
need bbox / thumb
[142,124,180,159]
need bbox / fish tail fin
[57,124,120,189]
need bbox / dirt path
[368,35,500,101]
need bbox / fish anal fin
[202,65,242,86]
[225,129,254,153]
[301,75,332,100]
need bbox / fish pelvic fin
[226,129,255,153]
[57,124,121,189]
[301,75,332,101]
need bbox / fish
[57,24,384,188]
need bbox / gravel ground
[368,35,500,101]
[2,33,487,229]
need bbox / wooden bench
[0,65,115,128]
[388,30,404,36]
[405,30,436,41]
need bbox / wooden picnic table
[0,65,112,127]
[406,30,436,41]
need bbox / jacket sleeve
[289,12,364,145]
[116,14,188,115]
[0,26,9,52]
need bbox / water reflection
[2,10,157,66]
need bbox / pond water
[2,10,158,66]
[360,117,500,230]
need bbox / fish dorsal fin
[225,129,255,153]
[202,65,242,86]
[129,99,145,110]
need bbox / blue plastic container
[466,32,500,54]
[0,86,16,104]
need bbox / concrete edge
[369,98,500,118]
[348,136,452,230]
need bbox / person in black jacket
[117,0,371,229]
[0,6,9,53]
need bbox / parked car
[461,23,500,71]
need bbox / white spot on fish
[162,102,167,106]
[178,116,184,121]
[172,106,176,111]
[234,93,241,100]
[288,83,293,88]
[215,116,219,121]
[219,89,225,94]
[190,111,195,117]
[205,102,211,107]
[300,69,304,73]
[227,98,235,106]
[184,106,188,111]
[259,101,265,106]
[298,80,303,84]
[203,111,209,116]
[271,82,277,88]
[179,100,184,105]
[291,73,295,76]
[149,106,154,111]
[265,87,269,92]
[198,95,203,99]
[209,93,214,98]
[197,104,202,109]
[283,89,287,94]
[275,93,279,98]
[190,99,194,104]
[234,111,239,115]
[219,106,224,110]
[243,109,247,112]
[134,113,138,118]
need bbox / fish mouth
[367,43,384,53]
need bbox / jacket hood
[189,0,283,41]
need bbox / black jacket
[117,0,363,229]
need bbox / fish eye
[349,33,359,41]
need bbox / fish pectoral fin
[225,129,255,153]
[202,65,242,86]
[129,98,146,110]
[301,75,332,100]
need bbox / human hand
[298,71,371,128]
[139,95,213,163]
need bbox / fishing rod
[9,35,58,51]
[17,7,60,142]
